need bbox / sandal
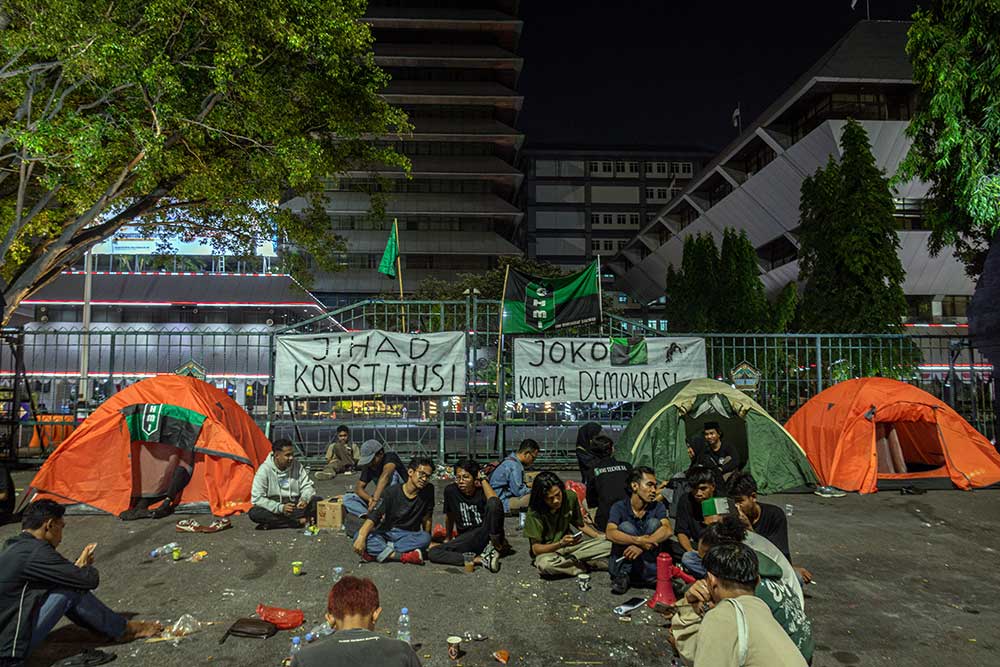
[119,508,153,522]
[54,649,117,666]
[175,519,201,533]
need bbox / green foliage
[899,2,1000,276]
[412,256,566,302]
[798,119,907,333]
[0,0,409,322]
[770,281,800,333]
[717,228,770,331]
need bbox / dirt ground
[3,469,999,667]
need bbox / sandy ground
[3,470,999,667]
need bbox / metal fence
[1,300,996,464]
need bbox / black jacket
[0,533,100,660]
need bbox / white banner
[513,337,706,403]
[275,330,466,398]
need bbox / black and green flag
[121,403,206,450]
[610,337,648,366]
[501,260,602,334]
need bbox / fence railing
[1,301,995,464]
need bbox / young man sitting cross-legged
[427,459,508,572]
[249,438,319,530]
[352,457,435,565]
[606,466,674,595]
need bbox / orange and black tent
[24,375,272,516]
[786,377,1000,493]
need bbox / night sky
[517,0,921,151]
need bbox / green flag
[378,222,399,278]
[501,260,602,334]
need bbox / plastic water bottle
[303,632,315,644]
[518,512,526,530]
[309,623,333,638]
[149,542,180,558]
[397,608,411,644]
[289,635,302,657]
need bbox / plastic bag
[163,614,202,638]
[256,604,304,630]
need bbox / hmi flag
[501,261,602,334]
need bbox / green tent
[615,378,817,493]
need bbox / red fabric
[564,480,588,511]
[255,605,304,630]
[786,377,1000,493]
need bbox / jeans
[428,497,505,566]
[609,518,662,584]
[343,471,405,517]
[29,589,127,655]
[366,528,432,561]
[681,550,707,578]
[248,497,319,529]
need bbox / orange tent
[786,377,1000,493]
[25,375,272,516]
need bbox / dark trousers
[609,517,662,584]
[248,497,319,529]
[133,466,192,510]
[428,497,505,566]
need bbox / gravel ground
[3,470,999,667]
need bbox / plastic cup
[447,636,463,660]
[784,504,794,517]
[577,573,591,591]
[463,552,476,573]
[292,561,303,576]
[171,547,182,561]
[331,566,344,583]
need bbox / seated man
[314,425,358,481]
[692,421,740,481]
[524,471,611,578]
[249,438,318,530]
[428,459,506,572]
[696,515,814,663]
[342,440,405,518]
[586,434,632,531]
[672,543,807,667]
[0,500,161,663]
[0,463,14,525]
[606,467,673,595]
[674,465,717,577]
[292,576,420,667]
[729,471,813,583]
[352,457,434,565]
[489,439,539,513]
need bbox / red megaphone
[648,552,696,611]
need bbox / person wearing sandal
[0,500,162,666]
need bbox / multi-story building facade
[607,21,976,324]
[520,146,710,313]
[285,1,526,307]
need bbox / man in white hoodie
[249,438,318,530]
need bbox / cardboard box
[316,499,344,530]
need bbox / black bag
[218,618,278,644]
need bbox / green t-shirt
[755,553,814,663]
[523,489,583,545]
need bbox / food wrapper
[493,649,510,664]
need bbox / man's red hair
[328,576,380,618]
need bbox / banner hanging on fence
[275,330,466,398]
[513,336,707,403]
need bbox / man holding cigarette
[606,467,674,595]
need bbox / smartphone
[613,597,647,615]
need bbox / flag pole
[394,219,406,331]
[494,263,511,458]
[596,256,604,329]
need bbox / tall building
[286,1,525,306]
[608,21,976,324]
[520,145,710,315]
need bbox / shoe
[493,538,515,558]
[481,543,501,573]
[314,471,336,480]
[814,485,846,498]
[360,551,376,563]
[611,576,630,595]
[254,523,271,531]
[400,549,425,565]
[150,502,175,519]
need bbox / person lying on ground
[694,514,814,662]
[525,471,611,578]
[353,457,435,565]
[427,459,508,572]
[692,421,740,481]
[585,435,632,532]
[607,467,673,595]
[489,439,540,513]
[0,464,14,526]
[291,576,420,667]
[672,543,807,667]
[119,446,194,521]
[342,440,405,518]
[729,471,813,583]
[315,424,358,481]
[249,438,319,530]
[675,465,718,577]
[0,500,162,664]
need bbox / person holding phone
[524,471,611,578]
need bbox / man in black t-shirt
[585,435,632,531]
[0,464,16,525]
[729,471,813,583]
[676,465,717,578]
[342,440,405,518]
[353,457,434,564]
[427,459,506,572]
[692,421,740,481]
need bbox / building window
[680,162,693,175]
[617,214,627,225]
[603,240,614,251]
[618,240,628,250]
[589,161,600,174]
[591,213,601,227]
[615,161,626,174]
[656,188,668,200]
[602,161,613,173]
[629,213,640,226]
[645,187,655,200]
[941,295,970,318]
[627,161,639,174]
[591,239,601,252]
[603,213,614,225]
[656,162,667,174]
[645,162,654,174]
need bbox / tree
[0,0,408,323]
[798,119,907,333]
[717,228,769,331]
[412,256,567,302]
[899,2,1000,277]
[770,281,799,333]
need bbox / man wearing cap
[342,440,405,519]
[693,422,740,481]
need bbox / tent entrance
[682,397,749,469]
[875,420,948,479]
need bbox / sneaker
[314,470,336,481]
[400,549,425,565]
[814,485,846,498]
[481,543,501,573]
[360,551,376,563]
[611,576,630,595]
